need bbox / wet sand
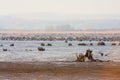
[0,61,120,80]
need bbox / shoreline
[0,61,120,80]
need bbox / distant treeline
[0,33,120,41]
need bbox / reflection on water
[0,41,120,62]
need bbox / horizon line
[0,29,120,34]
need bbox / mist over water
[0,14,120,31]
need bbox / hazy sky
[0,0,120,30]
[0,0,120,15]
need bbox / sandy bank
[0,61,120,80]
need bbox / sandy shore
[0,61,120,80]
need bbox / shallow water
[0,40,120,62]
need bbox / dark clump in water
[46,43,52,46]
[97,42,105,46]
[111,43,116,46]
[10,44,14,47]
[119,43,120,45]
[41,43,45,46]
[68,43,72,46]
[65,40,68,43]
[25,49,33,51]
[78,43,87,46]
[3,48,7,51]
[38,47,45,51]
[0,44,3,47]
[90,43,93,46]
[99,52,104,56]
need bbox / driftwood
[76,49,96,62]
[76,49,110,62]
[76,53,85,62]
[76,54,105,62]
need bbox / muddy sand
[0,61,120,80]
